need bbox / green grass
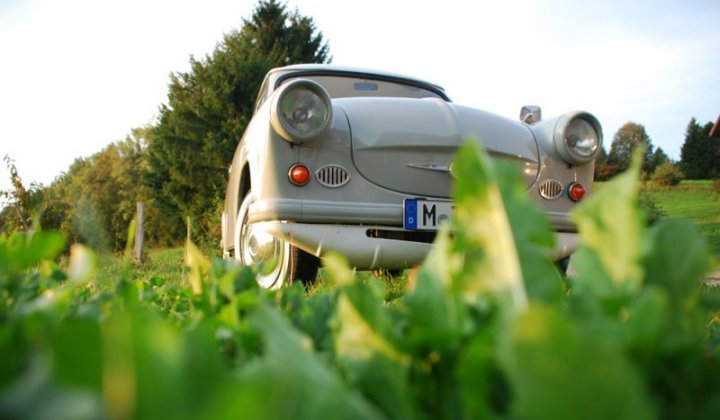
[92,247,187,289]
[642,180,720,267]
[90,248,410,301]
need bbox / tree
[38,128,170,250]
[607,122,654,175]
[648,147,670,175]
[680,118,720,179]
[145,0,330,245]
[0,156,45,234]
[593,146,619,181]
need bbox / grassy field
[642,180,720,267]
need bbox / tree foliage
[680,118,719,179]
[38,129,163,250]
[0,157,45,234]
[607,122,655,175]
[145,0,330,246]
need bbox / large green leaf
[333,277,414,419]
[571,151,645,298]
[406,229,471,354]
[499,305,654,420]
[216,302,383,419]
[493,159,564,303]
[450,140,527,314]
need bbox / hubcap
[234,194,288,289]
[242,223,282,275]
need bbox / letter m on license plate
[403,199,453,230]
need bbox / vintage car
[221,64,602,288]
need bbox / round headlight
[553,112,602,165]
[566,119,598,158]
[270,79,332,143]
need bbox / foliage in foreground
[1,143,719,419]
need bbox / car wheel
[372,269,403,278]
[234,192,319,288]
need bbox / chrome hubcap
[242,223,282,275]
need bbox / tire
[234,192,319,288]
[372,269,403,278]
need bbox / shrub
[594,163,619,181]
[651,161,684,187]
[712,178,720,195]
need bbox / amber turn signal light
[288,163,311,186]
[568,182,586,202]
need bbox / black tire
[234,192,319,288]
[372,268,403,278]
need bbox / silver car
[222,64,602,288]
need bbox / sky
[1,0,719,197]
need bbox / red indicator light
[568,182,586,202]
[288,164,311,186]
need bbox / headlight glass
[272,80,332,143]
[565,118,599,158]
[280,88,328,133]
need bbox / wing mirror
[520,105,542,124]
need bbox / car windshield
[280,75,445,100]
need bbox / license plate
[403,199,453,230]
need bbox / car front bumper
[258,221,580,270]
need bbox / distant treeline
[594,118,720,183]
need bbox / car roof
[265,64,450,101]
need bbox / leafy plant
[1,142,718,420]
[651,161,684,187]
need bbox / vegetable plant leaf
[498,305,654,420]
[571,150,645,298]
[451,140,527,315]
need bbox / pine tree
[680,118,719,179]
[648,147,670,175]
[145,0,330,244]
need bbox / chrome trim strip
[406,163,451,172]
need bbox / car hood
[337,97,540,198]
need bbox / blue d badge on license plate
[403,199,453,230]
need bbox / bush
[712,179,720,195]
[594,163,619,181]
[651,161,684,187]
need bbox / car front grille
[316,164,350,188]
[539,179,564,200]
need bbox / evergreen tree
[648,147,670,175]
[680,118,719,179]
[145,0,330,245]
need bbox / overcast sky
[1,0,718,196]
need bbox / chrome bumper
[258,221,580,270]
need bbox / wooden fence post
[134,202,144,263]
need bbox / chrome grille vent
[539,179,564,200]
[316,164,350,188]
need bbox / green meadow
[643,180,720,267]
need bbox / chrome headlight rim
[270,78,332,144]
[553,112,603,165]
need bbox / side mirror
[520,105,542,124]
